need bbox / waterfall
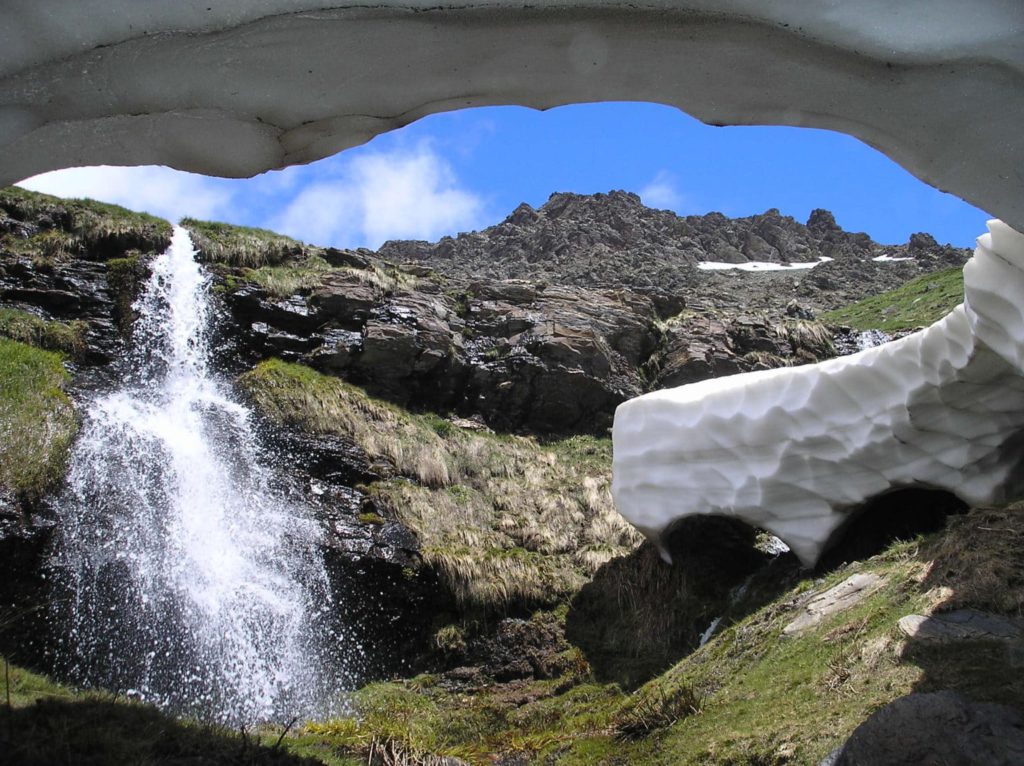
[855,329,892,351]
[49,227,353,724]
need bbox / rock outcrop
[387,192,968,313]
[824,691,1024,766]
[207,192,962,434]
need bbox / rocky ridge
[381,191,968,313]
[206,192,967,435]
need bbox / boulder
[825,691,1024,766]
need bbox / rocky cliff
[380,191,967,312]
[200,191,966,435]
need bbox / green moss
[0,308,86,357]
[106,254,150,336]
[0,338,78,500]
[821,266,965,332]
[182,217,305,267]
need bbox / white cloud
[271,143,485,249]
[17,165,233,223]
[639,170,685,211]
[15,146,486,250]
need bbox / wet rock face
[221,270,663,434]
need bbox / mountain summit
[377,191,967,303]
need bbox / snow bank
[613,220,1024,567]
[697,257,831,272]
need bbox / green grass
[237,359,640,613]
[0,308,86,357]
[0,338,78,500]
[1,186,171,260]
[285,505,1024,765]
[182,217,305,268]
[820,266,965,332]
[0,659,329,766]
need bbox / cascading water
[49,227,353,723]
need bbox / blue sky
[19,102,989,250]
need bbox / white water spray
[51,227,352,723]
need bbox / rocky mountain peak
[807,207,840,234]
[383,191,968,305]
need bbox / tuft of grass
[612,683,705,741]
[777,318,835,358]
[0,338,78,501]
[0,307,86,357]
[293,675,628,765]
[237,359,641,612]
[245,256,333,297]
[243,259,418,299]
[821,266,964,332]
[182,217,305,268]
[918,502,1024,615]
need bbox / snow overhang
[0,1,1020,228]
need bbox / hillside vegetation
[821,266,964,332]
[0,186,170,262]
[237,358,641,611]
[5,502,1021,766]
[0,335,78,501]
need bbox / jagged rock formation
[387,191,967,310]
[613,221,1024,567]
[0,2,1021,235]
[209,192,964,433]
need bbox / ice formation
[0,2,1022,230]
[613,220,1024,567]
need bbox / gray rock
[784,573,883,635]
[826,691,1024,766]
[898,610,1024,643]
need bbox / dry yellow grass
[237,359,641,611]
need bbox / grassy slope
[237,359,641,612]
[284,504,1024,766]
[0,186,171,260]
[0,337,77,501]
[820,266,964,332]
[0,660,331,766]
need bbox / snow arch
[0,2,1021,230]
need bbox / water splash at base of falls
[49,227,355,724]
